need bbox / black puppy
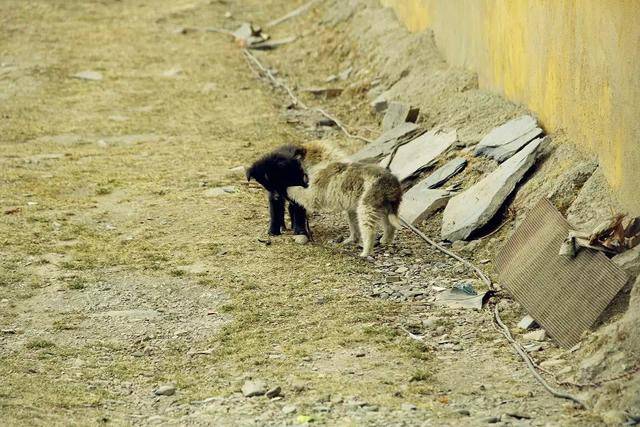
[247,144,310,236]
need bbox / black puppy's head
[247,148,308,194]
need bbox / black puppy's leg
[268,192,286,235]
[289,202,309,236]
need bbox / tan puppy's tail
[387,213,402,229]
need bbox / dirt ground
[0,1,615,425]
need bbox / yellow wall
[381,0,640,215]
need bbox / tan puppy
[288,161,402,257]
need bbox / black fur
[247,145,309,236]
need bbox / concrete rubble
[384,129,457,181]
[420,157,467,189]
[442,137,546,241]
[349,122,420,162]
[474,115,543,162]
[399,187,451,226]
[381,101,419,132]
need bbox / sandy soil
[0,0,614,425]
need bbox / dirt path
[0,1,595,425]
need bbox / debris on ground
[434,282,488,310]
[516,315,537,331]
[154,384,176,396]
[495,199,628,347]
[384,129,457,181]
[302,87,343,98]
[242,379,267,397]
[381,101,419,132]
[233,22,269,48]
[442,137,546,241]
[474,115,543,162]
[248,36,297,50]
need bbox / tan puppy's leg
[344,210,360,244]
[380,213,396,245]
[357,204,379,257]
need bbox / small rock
[457,409,471,416]
[601,410,628,426]
[354,350,366,358]
[370,93,388,113]
[162,67,182,77]
[523,329,546,341]
[241,379,267,397]
[517,315,537,330]
[395,266,408,274]
[293,235,309,245]
[282,404,297,414]
[401,403,417,411]
[224,11,232,18]
[154,384,176,396]
[266,386,281,398]
[72,71,103,81]
[227,165,246,178]
[206,186,237,197]
[435,326,446,336]
[480,416,500,424]
[422,318,437,328]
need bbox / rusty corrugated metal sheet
[495,199,628,348]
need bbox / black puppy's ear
[294,146,307,160]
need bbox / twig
[493,306,588,409]
[266,0,323,28]
[399,216,492,288]
[312,108,372,144]
[204,27,235,36]
[242,48,372,143]
[400,326,424,342]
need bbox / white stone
[475,115,542,162]
[441,137,545,241]
[399,185,451,226]
[384,129,457,181]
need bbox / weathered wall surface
[380,0,640,215]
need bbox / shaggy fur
[288,161,403,257]
[246,144,309,236]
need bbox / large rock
[349,122,420,162]
[381,102,419,132]
[421,157,467,189]
[241,379,267,397]
[384,129,457,181]
[442,137,545,241]
[399,185,451,226]
[474,115,542,162]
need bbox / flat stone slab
[384,129,457,181]
[399,185,451,226]
[475,115,542,162]
[381,101,419,132]
[442,137,545,241]
[421,157,467,189]
[349,122,420,163]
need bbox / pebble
[395,266,408,274]
[601,410,628,426]
[72,70,103,81]
[293,235,309,245]
[241,379,267,397]
[401,403,417,411]
[480,416,500,424]
[154,384,176,396]
[266,386,281,398]
[354,350,366,357]
[523,329,546,341]
[282,405,297,414]
[457,409,471,416]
